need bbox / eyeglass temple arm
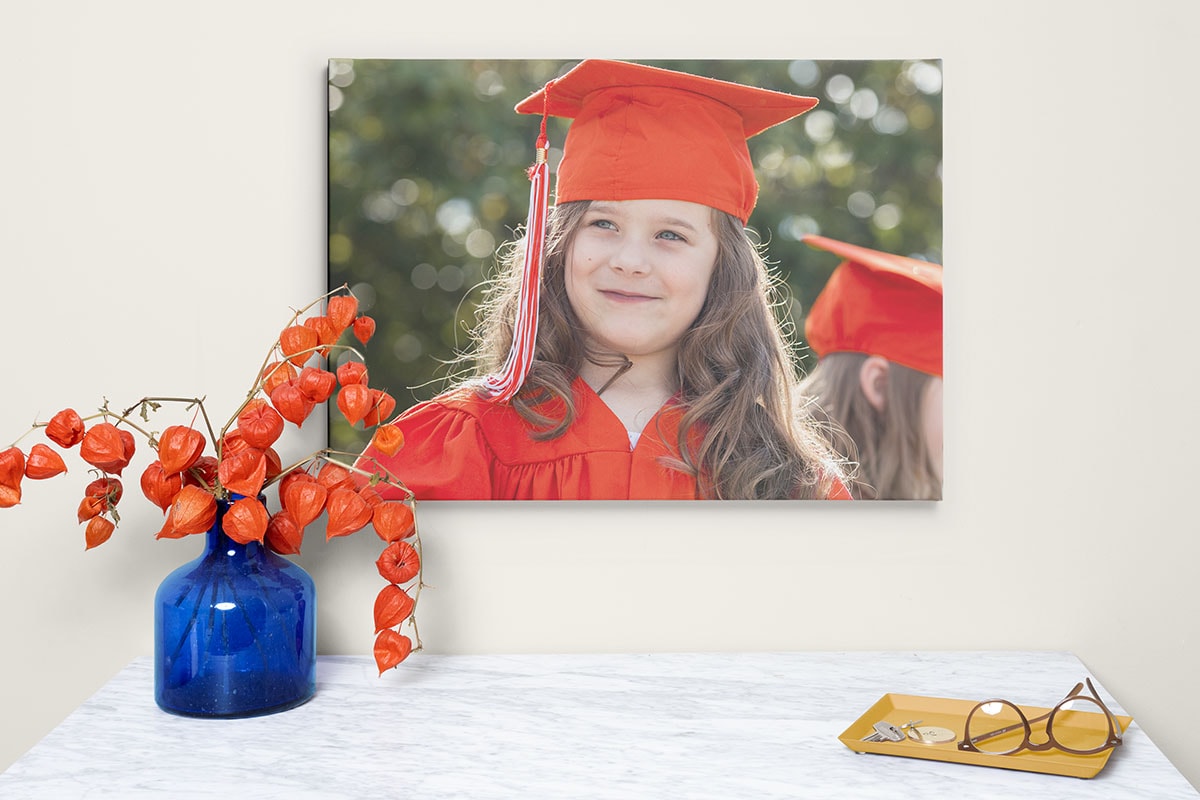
[1081,678,1125,740]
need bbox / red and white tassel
[483,85,553,403]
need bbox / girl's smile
[566,198,719,362]
[598,289,658,302]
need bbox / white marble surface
[0,651,1195,799]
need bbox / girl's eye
[589,218,616,230]
[657,230,686,242]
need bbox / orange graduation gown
[358,378,850,501]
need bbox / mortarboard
[515,59,819,224]
[802,234,943,377]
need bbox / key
[860,721,905,742]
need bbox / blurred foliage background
[328,59,942,451]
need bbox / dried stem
[117,397,218,446]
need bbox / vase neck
[205,500,264,561]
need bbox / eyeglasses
[957,678,1124,756]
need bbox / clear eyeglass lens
[965,700,1027,754]
[1049,697,1113,754]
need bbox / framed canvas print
[328,59,942,501]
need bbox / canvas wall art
[328,59,942,500]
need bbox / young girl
[358,60,849,500]
[797,234,943,500]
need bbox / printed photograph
[329,59,942,500]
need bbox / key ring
[905,724,956,745]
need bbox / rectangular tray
[838,692,1133,779]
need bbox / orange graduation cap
[515,59,819,224]
[802,234,943,377]
[483,60,819,402]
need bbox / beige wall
[2,0,1197,790]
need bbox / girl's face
[566,199,719,362]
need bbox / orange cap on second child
[802,234,943,377]
[515,60,819,224]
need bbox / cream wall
[2,0,1197,790]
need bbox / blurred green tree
[328,59,941,451]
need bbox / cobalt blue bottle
[154,496,316,717]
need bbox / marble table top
[1,651,1195,798]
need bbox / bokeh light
[905,61,943,95]
[787,60,821,88]
[847,191,876,219]
[825,74,855,104]
[872,203,902,230]
[803,110,838,144]
[848,89,879,120]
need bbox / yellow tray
[838,692,1133,779]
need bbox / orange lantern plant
[0,286,422,675]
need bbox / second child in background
[798,234,943,500]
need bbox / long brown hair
[798,352,941,500]
[467,200,842,499]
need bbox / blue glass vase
[154,497,316,717]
